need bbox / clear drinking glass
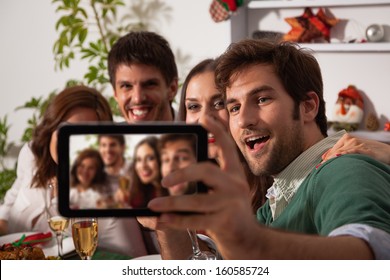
[71,217,98,260]
[187,229,217,260]
[45,184,69,259]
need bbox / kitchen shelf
[248,0,390,9]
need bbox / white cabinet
[231,0,390,52]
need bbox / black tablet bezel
[57,122,209,217]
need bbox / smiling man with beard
[108,31,178,123]
[146,39,390,260]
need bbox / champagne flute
[117,172,131,208]
[71,217,98,260]
[118,175,130,192]
[185,183,217,260]
[45,184,69,258]
[187,229,217,260]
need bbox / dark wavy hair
[108,31,178,88]
[158,133,196,156]
[98,134,126,146]
[215,39,327,136]
[70,148,107,188]
[30,85,113,188]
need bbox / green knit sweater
[257,154,390,235]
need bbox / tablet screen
[57,123,208,217]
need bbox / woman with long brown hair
[128,136,168,208]
[0,85,148,257]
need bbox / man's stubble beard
[243,121,304,177]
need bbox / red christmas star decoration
[384,122,390,131]
[284,7,339,43]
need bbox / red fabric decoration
[7,232,53,247]
[209,0,244,23]
[209,0,230,22]
[284,7,339,43]
[220,0,238,12]
[339,85,364,105]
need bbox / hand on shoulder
[322,133,390,165]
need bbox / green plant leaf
[55,15,68,30]
[0,115,11,159]
[65,79,82,87]
[108,96,122,116]
[78,28,88,43]
[15,97,42,111]
[0,168,17,202]
[78,7,88,19]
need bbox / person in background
[146,39,390,259]
[178,59,228,159]
[123,136,169,254]
[126,136,168,208]
[159,134,198,196]
[106,30,182,254]
[98,134,131,200]
[69,148,106,209]
[0,86,148,257]
[107,31,178,123]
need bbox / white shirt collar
[268,130,346,219]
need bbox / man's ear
[168,78,179,102]
[301,91,319,122]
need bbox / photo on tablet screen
[57,123,208,217]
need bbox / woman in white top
[0,86,147,257]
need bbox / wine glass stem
[187,229,202,256]
[55,232,64,258]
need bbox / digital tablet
[57,122,209,217]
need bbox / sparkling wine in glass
[71,218,98,260]
[187,229,217,260]
[118,176,130,192]
[45,185,69,258]
[117,174,131,208]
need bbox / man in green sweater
[147,39,390,259]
